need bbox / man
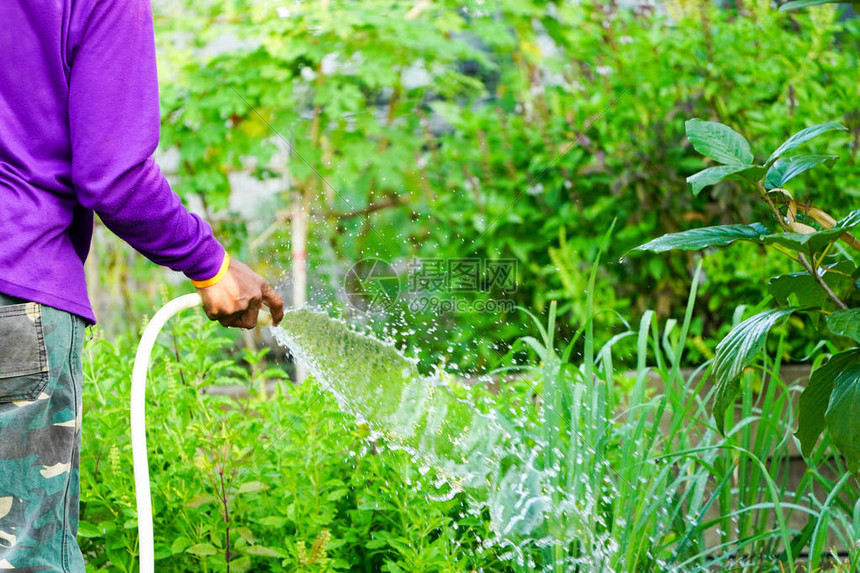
[0,0,285,569]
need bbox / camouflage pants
[0,294,85,572]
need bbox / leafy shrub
[419,2,860,364]
[79,311,504,572]
[636,118,860,469]
[78,280,860,571]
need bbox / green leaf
[687,164,756,195]
[244,545,285,557]
[383,562,406,573]
[766,122,847,165]
[712,308,797,431]
[824,352,860,471]
[762,231,842,253]
[639,211,859,258]
[635,223,769,253]
[187,542,218,556]
[826,309,860,343]
[236,526,255,546]
[154,543,172,561]
[761,209,860,253]
[76,521,105,539]
[728,165,768,184]
[779,0,844,11]
[259,516,289,528]
[366,538,389,549]
[186,493,218,508]
[171,537,194,554]
[327,488,350,501]
[686,119,754,166]
[236,481,268,494]
[764,155,838,190]
[796,350,860,458]
[768,261,857,308]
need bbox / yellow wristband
[191,252,231,289]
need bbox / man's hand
[195,259,285,329]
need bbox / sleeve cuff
[190,252,231,288]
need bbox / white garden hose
[131,293,203,573]
[130,293,274,571]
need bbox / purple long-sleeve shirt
[0,0,226,323]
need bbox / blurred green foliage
[114,0,860,366]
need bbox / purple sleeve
[67,0,225,281]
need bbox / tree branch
[323,194,411,219]
[756,182,848,310]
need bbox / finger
[200,295,232,323]
[230,296,261,329]
[200,300,220,321]
[209,309,233,322]
[232,308,259,330]
[261,283,285,326]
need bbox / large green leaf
[639,211,859,258]
[768,261,857,308]
[712,308,797,431]
[780,0,847,11]
[686,119,754,166]
[687,165,756,195]
[635,223,770,253]
[824,352,860,471]
[796,349,860,459]
[764,154,838,190]
[728,165,768,184]
[762,231,847,253]
[766,122,847,165]
[761,209,860,254]
[826,309,860,343]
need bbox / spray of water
[271,308,511,488]
[272,309,561,556]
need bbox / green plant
[635,118,860,470]
[79,304,505,571]
[270,225,860,570]
[492,233,860,571]
[77,265,860,571]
